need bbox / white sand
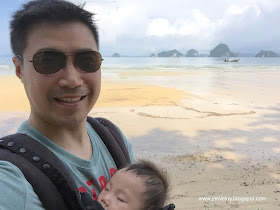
[1,68,280,209]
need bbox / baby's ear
[12,57,23,82]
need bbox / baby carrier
[0,117,174,210]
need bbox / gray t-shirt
[0,121,134,210]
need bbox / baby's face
[97,169,145,210]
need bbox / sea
[1,56,280,76]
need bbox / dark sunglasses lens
[75,51,102,72]
[33,51,66,74]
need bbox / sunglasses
[17,50,103,74]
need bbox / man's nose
[58,56,83,88]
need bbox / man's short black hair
[10,0,99,56]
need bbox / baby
[97,159,175,210]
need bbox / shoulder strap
[0,134,85,210]
[87,117,131,169]
[0,117,130,209]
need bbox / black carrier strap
[87,117,131,169]
[0,117,131,210]
[0,134,84,210]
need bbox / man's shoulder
[0,160,28,188]
[0,160,24,176]
[0,160,45,209]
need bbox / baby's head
[97,160,170,210]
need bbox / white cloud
[67,0,280,55]
[84,1,149,43]
[147,9,215,38]
[1,0,278,56]
[255,0,280,12]
[147,18,175,36]
[226,5,244,15]
[75,0,267,41]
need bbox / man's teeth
[58,97,82,103]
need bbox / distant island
[209,43,237,57]
[186,49,199,57]
[255,50,279,57]
[140,43,280,58]
[156,44,238,58]
[158,49,183,57]
[112,53,120,57]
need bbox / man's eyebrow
[35,48,95,53]
[36,48,56,53]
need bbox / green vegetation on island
[186,49,199,57]
[255,50,279,57]
[158,49,183,57]
[145,43,279,58]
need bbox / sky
[1,0,280,56]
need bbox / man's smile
[55,96,86,103]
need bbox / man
[0,0,134,209]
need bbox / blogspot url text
[198,196,267,202]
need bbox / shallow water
[1,57,280,76]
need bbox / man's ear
[12,57,23,82]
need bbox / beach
[0,66,280,209]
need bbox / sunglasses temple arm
[16,55,33,63]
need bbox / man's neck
[27,116,93,160]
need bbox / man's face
[13,21,101,127]
[97,169,145,210]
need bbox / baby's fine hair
[125,159,170,210]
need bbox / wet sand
[0,68,280,209]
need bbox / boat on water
[224,58,240,62]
